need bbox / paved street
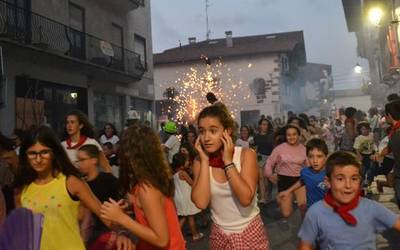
[183,177,400,250]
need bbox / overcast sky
[150,0,369,89]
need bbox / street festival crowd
[1,92,400,249]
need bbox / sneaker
[192,233,204,241]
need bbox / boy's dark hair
[356,121,370,134]
[102,142,113,150]
[344,107,357,119]
[78,144,100,159]
[306,138,328,156]
[385,100,400,120]
[171,152,187,172]
[325,151,362,178]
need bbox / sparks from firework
[161,57,251,124]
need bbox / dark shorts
[277,175,300,192]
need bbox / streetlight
[368,7,384,26]
[354,63,363,74]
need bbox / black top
[389,130,400,178]
[87,172,120,244]
[254,133,274,156]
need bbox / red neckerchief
[105,134,113,140]
[66,135,87,149]
[324,190,361,226]
[388,121,400,139]
[209,151,224,169]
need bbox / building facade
[332,88,372,113]
[342,0,400,106]
[296,63,333,117]
[0,0,154,135]
[153,31,307,126]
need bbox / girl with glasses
[14,126,133,250]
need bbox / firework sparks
[161,58,251,124]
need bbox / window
[281,54,289,72]
[69,3,85,59]
[134,34,146,69]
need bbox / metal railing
[0,0,145,77]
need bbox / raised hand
[195,136,209,161]
[221,130,234,165]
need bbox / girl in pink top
[100,125,186,250]
[264,124,308,218]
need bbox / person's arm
[393,218,400,231]
[179,171,193,186]
[66,176,110,227]
[191,137,211,210]
[298,241,313,250]
[98,152,113,173]
[101,184,170,248]
[264,147,279,183]
[221,130,258,207]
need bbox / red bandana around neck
[388,121,400,139]
[209,151,224,169]
[324,190,361,226]
[105,134,114,140]
[66,135,87,149]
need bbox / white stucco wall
[333,95,372,112]
[154,53,282,124]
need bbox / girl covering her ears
[191,105,270,250]
[14,126,133,250]
[61,110,112,173]
[100,124,186,250]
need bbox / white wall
[333,95,372,112]
[154,53,282,124]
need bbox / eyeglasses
[26,150,52,160]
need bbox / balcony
[0,0,146,81]
[97,0,144,13]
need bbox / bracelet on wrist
[224,162,235,172]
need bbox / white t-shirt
[62,138,103,167]
[235,136,254,149]
[164,135,180,163]
[100,135,120,145]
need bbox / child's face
[327,165,361,205]
[77,150,97,175]
[198,117,228,154]
[187,132,196,145]
[240,127,249,140]
[180,147,189,156]
[286,128,299,145]
[26,142,53,175]
[66,115,83,136]
[259,121,269,133]
[102,146,112,157]
[307,149,327,172]
[360,126,370,136]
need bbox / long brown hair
[119,125,174,197]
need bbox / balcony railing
[0,0,145,78]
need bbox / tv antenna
[205,0,211,40]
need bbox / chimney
[188,37,196,45]
[225,31,233,47]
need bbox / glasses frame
[26,150,53,160]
